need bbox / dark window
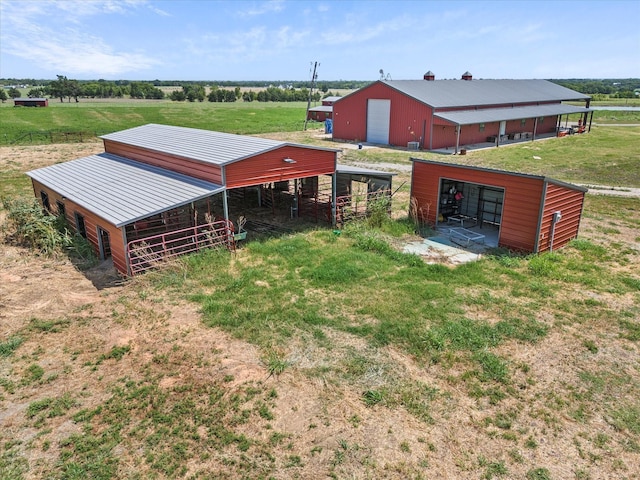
[56,201,65,218]
[40,191,50,211]
[75,213,87,238]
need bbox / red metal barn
[306,96,342,122]
[14,98,48,107]
[409,159,586,253]
[333,73,592,153]
[27,124,392,276]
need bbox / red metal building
[27,124,393,275]
[332,73,593,153]
[14,98,48,107]
[307,96,342,122]
[410,159,587,253]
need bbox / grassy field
[0,100,310,145]
[0,111,639,478]
[1,96,639,146]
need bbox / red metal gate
[127,219,235,276]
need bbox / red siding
[104,140,223,185]
[31,180,127,274]
[333,82,434,148]
[334,83,564,150]
[307,111,332,122]
[538,183,585,252]
[225,146,336,188]
[410,162,546,252]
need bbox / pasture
[0,103,639,479]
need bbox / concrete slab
[403,237,482,265]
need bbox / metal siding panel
[105,141,224,184]
[225,146,336,188]
[411,161,544,252]
[538,184,585,252]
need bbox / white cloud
[0,0,162,76]
[240,0,285,16]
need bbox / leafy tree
[27,87,46,97]
[241,91,256,102]
[183,84,205,102]
[0,89,7,102]
[47,75,69,102]
[8,87,21,98]
[67,79,81,102]
[169,89,186,101]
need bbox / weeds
[263,350,290,377]
[2,197,72,255]
[0,336,23,357]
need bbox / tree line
[168,84,324,103]
[550,78,640,98]
[1,76,329,103]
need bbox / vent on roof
[462,71,473,81]
[423,71,435,81]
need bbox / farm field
[0,119,639,479]
[1,95,640,146]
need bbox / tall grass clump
[2,197,97,267]
[2,197,72,255]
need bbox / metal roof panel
[434,104,592,125]
[100,124,339,166]
[26,153,224,227]
[382,79,590,108]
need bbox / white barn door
[366,99,391,144]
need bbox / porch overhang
[433,104,592,126]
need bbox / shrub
[2,197,97,267]
[2,197,72,255]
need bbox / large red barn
[332,72,592,153]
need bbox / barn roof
[336,164,396,177]
[434,103,591,126]
[309,105,333,113]
[26,153,224,227]
[377,79,590,108]
[101,124,339,166]
[410,158,588,193]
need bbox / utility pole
[304,61,319,131]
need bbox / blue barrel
[325,119,333,134]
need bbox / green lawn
[1,112,639,478]
[0,100,309,145]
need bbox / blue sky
[1,0,639,81]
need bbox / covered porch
[431,103,593,154]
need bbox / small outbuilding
[409,159,587,253]
[14,98,48,107]
[307,96,342,122]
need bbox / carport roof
[433,103,592,126]
[336,164,396,177]
[101,124,340,166]
[26,153,225,227]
